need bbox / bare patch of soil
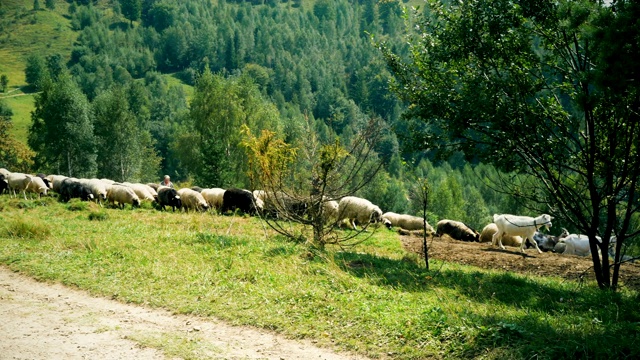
[399,234,640,290]
[0,266,367,360]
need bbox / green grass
[1,196,639,359]
[2,93,35,142]
[0,1,77,88]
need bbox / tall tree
[180,68,283,187]
[28,74,96,177]
[381,0,640,290]
[119,0,142,26]
[93,86,144,181]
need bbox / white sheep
[177,188,209,212]
[492,214,553,253]
[557,233,616,257]
[201,188,226,210]
[106,185,140,209]
[77,178,109,203]
[480,223,523,247]
[0,168,10,178]
[123,182,156,202]
[382,212,435,233]
[7,173,47,199]
[46,174,68,193]
[323,199,339,223]
[337,196,383,230]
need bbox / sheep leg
[524,235,542,254]
[492,231,506,250]
[351,219,358,231]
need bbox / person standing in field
[160,175,174,188]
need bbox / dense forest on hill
[0,0,544,230]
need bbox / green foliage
[381,0,640,289]
[24,54,49,91]
[0,74,8,93]
[119,0,142,25]
[88,209,109,221]
[179,69,283,188]
[28,73,97,177]
[0,100,34,172]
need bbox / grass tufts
[88,210,108,221]
[2,218,51,239]
[67,199,89,211]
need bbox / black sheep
[157,187,182,211]
[222,188,258,215]
[58,178,94,202]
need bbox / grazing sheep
[0,174,9,195]
[222,188,260,215]
[382,212,435,233]
[177,188,209,212]
[492,214,553,253]
[157,187,182,211]
[146,183,160,191]
[35,173,52,189]
[201,188,226,210]
[6,173,47,199]
[77,178,108,203]
[58,178,95,202]
[337,196,383,230]
[45,174,68,193]
[480,223,523,247]
[436,220,480,242]
[123,182,156,203]
[191,186,204,193]
[100,178,115,185]
[323,199,339,223]
[106,185,140,209]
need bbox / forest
[0,0,543,232]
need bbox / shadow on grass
[335,251,640,358]
[334,251,636,316]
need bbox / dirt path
[0,266,367,360]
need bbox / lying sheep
[436,220,480,242]
[106,185,140,209]
[201,188,226,210]
[382,212,435,233]
[157,187,181,211]
[480,223,523,247]
[177,188,209,212]
[337,196,383,231]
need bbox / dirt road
[0,266,366,360]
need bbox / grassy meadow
[1,196,638,359]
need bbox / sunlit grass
[1,196,638,359]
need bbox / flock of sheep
[0,167,622,260]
